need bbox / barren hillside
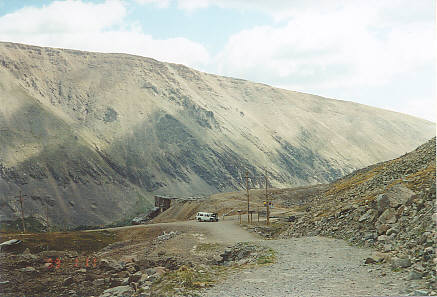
[0,42,434,227]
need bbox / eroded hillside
[281,137,436,293]
[0,42,434,227]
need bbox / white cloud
[0,0,434,121]
[391,98,436,123]
[134,0,170,9]
[212,1,435,122]
[0,0,210,67]
[216,2,434,86]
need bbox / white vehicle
[196,212,219,222]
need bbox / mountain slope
[281,137,436,292]
[0,42,434,227]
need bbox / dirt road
[90,217,407,296]
[202,236,407,296]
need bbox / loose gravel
[202,236,408,297]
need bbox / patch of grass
[195,243,222,252]
[153,265,216,296]
[325,164,385,196]
[256,248,276,265]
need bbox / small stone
[424,247,434,254]
[121,277,129,286]
[76,269,87,273]
[237,258,249,265]
[128,271,142,283]
[377,224,390,235]
[19,266,36,273]
[359,209,377,223]
[365,257,376,264]
[94,278,105,286]
[100,285,134,297]
[407,270,423,280]
[391,257,411,269]
[138,274,149,285]
[386,228,398,236]
[378,208,397,224]
[63,276,74,286]
[413,289,428,296]
[154,267,167,276]
[99,258,123,271]
[383,244,393,252]
[377,235,388,242]
[213,255,223,263]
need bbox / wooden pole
[257,206,259,222]
[45,201,50,233]
[265,169,270,226]
[18,191,25,233]
[245,171,250,223]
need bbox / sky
[0,0,435,121]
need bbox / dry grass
[0,230,119,254]
[324,164,385,196]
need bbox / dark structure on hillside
[154,195,208,213]
[154,195,173,212]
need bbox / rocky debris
[99,258,124,271]
[99,285,134,297]
[216,242,273,266]
[156,231,179,242]
[245,225,284,238]
[407,270,423,280]
[391,256,412,269]
[280,138,436,294]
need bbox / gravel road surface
[202,236,407,297]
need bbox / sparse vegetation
[195,243,222,252]
[256,248,276,265]
[152,265,216,296]
[0,229,119,253]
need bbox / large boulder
[376,194,390,214]
[0,239,22,253]
[391,256,411,269]
[378,208,397,225]
[385,184,416,208]
[359,209,377,223]
[99,258,124,271]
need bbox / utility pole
[15,191,26,233]
[245,171,250,223]
[265,169,270,226]
[45,200,50,233]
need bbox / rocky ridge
[280,137,436,295]
[0,41,435,227]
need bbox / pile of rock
[156,231,179,242]
[215,242,271,266]
[281,138,436,295]
[97,258,168,297]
